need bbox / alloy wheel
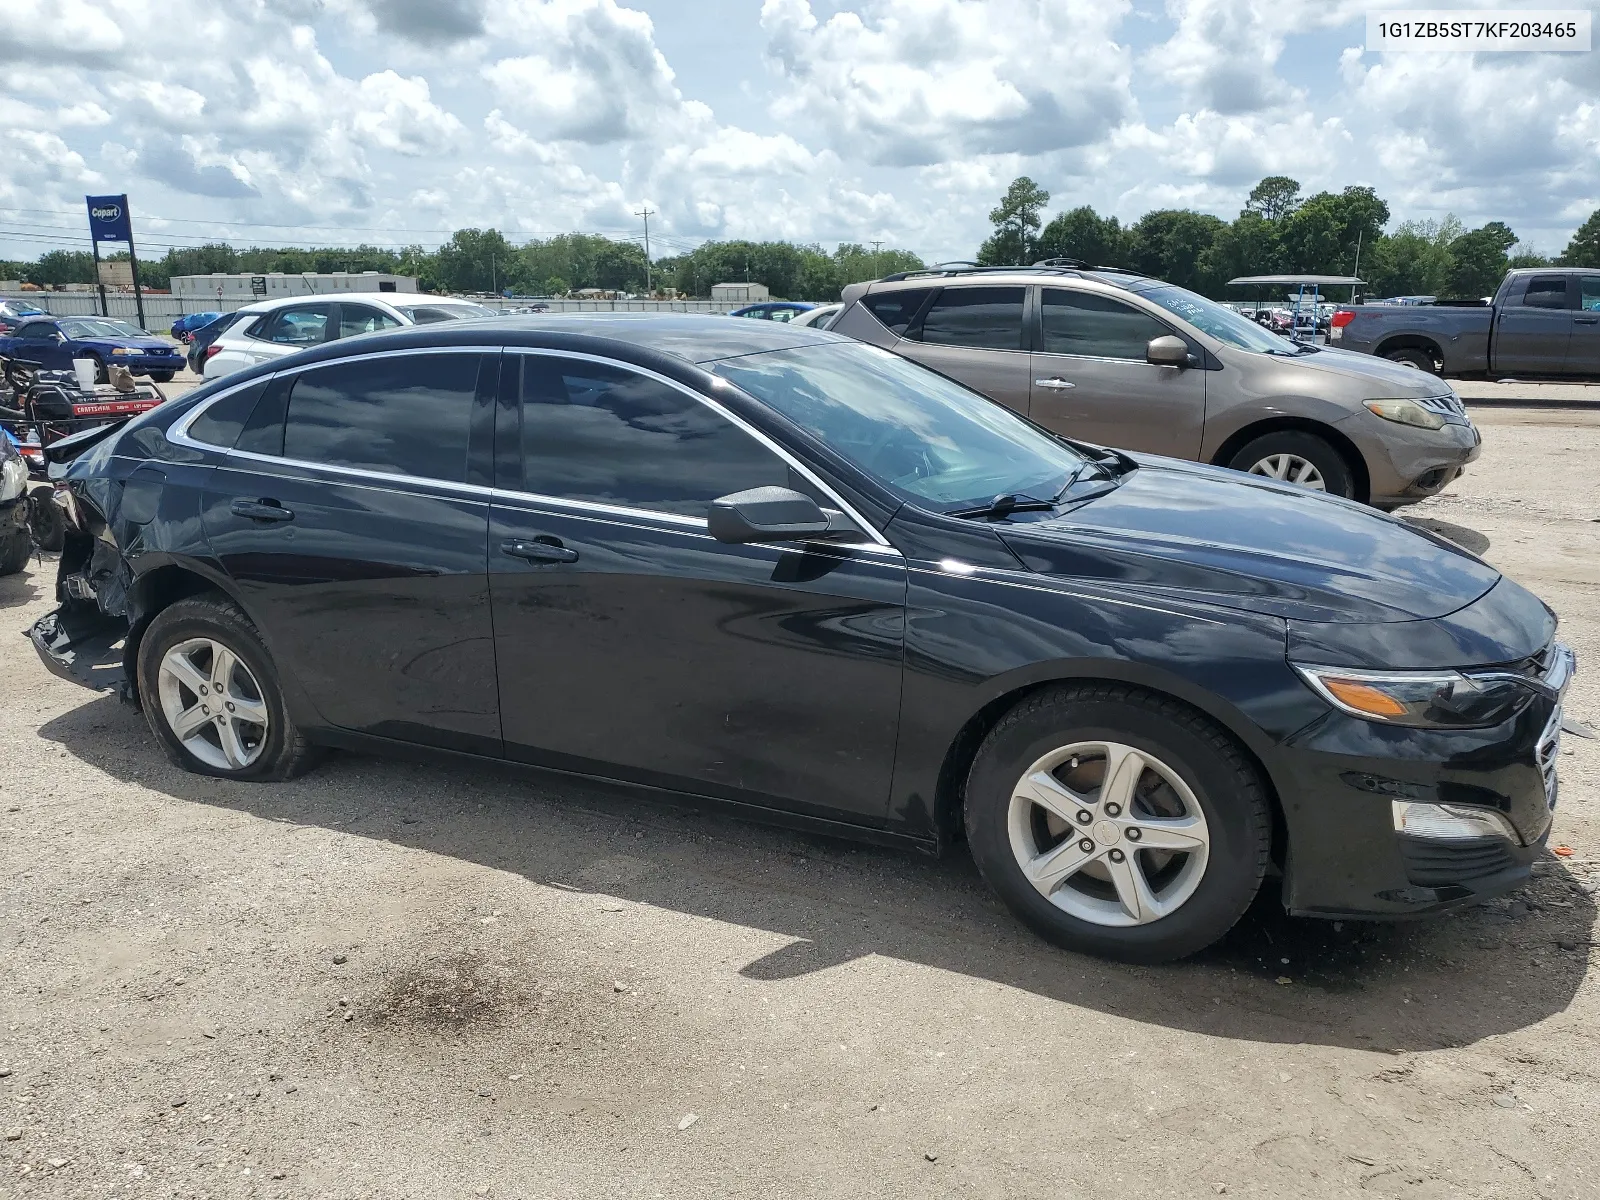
[1006,741,1211,927]
[1247,453,1326,490]
[157,637,269,771]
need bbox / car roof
[203,313,851,385]
[852,265,1160,297]
[235,291,481,314]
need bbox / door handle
[500,537,578,564]
[230,498,294,523]
[1576,317,1599,325]
[1034,377,1076,389]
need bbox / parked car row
[0,315,185,382]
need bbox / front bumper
[1342,411,1481,506]
[1274,646,1572,918]
[111,352,183,375]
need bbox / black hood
[997,457,1500,624]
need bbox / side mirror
[708,486,853,544]
[1146,335,1190,367]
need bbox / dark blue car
[728,301,815,322]
[0,316,185,382]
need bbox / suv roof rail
[1032,257,1088,269]
[875,262,1087,284]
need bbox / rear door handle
[500,537,578,564]
[1034,377,1076,389]
[230,498,294,523]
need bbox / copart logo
[91,204,122,222]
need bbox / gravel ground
[1,397,1597,1199]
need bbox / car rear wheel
[137,594,320,780]
[1227,431,1354,499]
[965,684,1271,963]
[0,525,30,575]
[1383,347,1439,374]
[25,485,63,552]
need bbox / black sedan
[31,315,1573,961]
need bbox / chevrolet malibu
[31,316,1572,962]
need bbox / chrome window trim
[504,346,896,551]
[168,343,901,557]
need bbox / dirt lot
[1,399,1597,1199]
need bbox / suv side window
[282,353,481,483]
[1521,277,1569,309]
[338,304,403,338]
[861,288,934,336]
[257,303,333,346]
[1040,288,1173,359]
[915,287,1024,351]
[519,356,789,518]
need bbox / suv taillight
[1330,310,1356,328]
[204,344,222,359]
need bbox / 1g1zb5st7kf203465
[29,314,1574,962]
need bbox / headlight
[1364,398,1445,430]
[111,347,135,355]
[1294,663,1531,728]
[1392,800,1518,841]
[0,455,28,503]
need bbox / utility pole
[636,206,655,295]
[870,240,883,255]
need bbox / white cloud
[353,71,465,157]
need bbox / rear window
[915,286,1025,351]
[187,380,267,448]
[860,288,933,337]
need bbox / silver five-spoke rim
[157,638,269,771]
[1007,741,1210,927]
[1247,453,1325,490]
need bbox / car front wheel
[965,684,1271,963]
[1227,431,1355,499]
[137,594,320,780]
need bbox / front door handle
[1034,377,1076,389]
[500,537,578,564]
[1576,316,1599,325]
[230,498,294,523]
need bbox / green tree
[1279,186,1390,277]
[1036,206,1128,266]
[1562,209,1600,267]
[978,176,1050,265]
[1446,221,1517,297]
[27,249,95,286]
[1363,216,1463,298]
[1507,247,1552,270]
[1198,211,1283,288]
[1126,210,1227,292]
[433,228,517,294]
[1244,176,1302,221]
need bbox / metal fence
[1,291,737,328]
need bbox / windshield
[7,303,45,316]
[396,302,496,323]
[1135,284,1295,354]
[711,341,1085,512]
[60,319,146,339]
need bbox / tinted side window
[1041,289,1172,359]
[917,287,1025,351]
[861,288,933,336]
[262,304,333,345]
[1521,277,1568,309]
[338,305,402,338]
[17,323,56,341]
[520,358,788,518]
[1580,278,1600,312]
[187,380,268,448]
[283,353,480,483]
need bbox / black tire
[149,371,174,383]
[87,353,108,384]
[1226,430,1355,499]
[26,485,63,553]
[0,525,30,575]
[1383,347,1439,374]
[965,683,1271,963]
[136,593,321,781]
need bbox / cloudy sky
[2,0,1598,266]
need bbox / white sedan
[202,293,495,379]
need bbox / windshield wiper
[947,493,1058,521]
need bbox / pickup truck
[1331,267,1600,379]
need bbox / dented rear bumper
[30,606,131,700]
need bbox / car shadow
[38,694,1594,1053]
[1403,514,1491,556]
[0,555,44,609]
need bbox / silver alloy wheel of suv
[1006,740,1212,927]
[1246,452,1327,491]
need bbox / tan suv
[834,265,1481,508]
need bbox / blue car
[728,301,815,322]
[0,316,186,382]
[171,311,224,341]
